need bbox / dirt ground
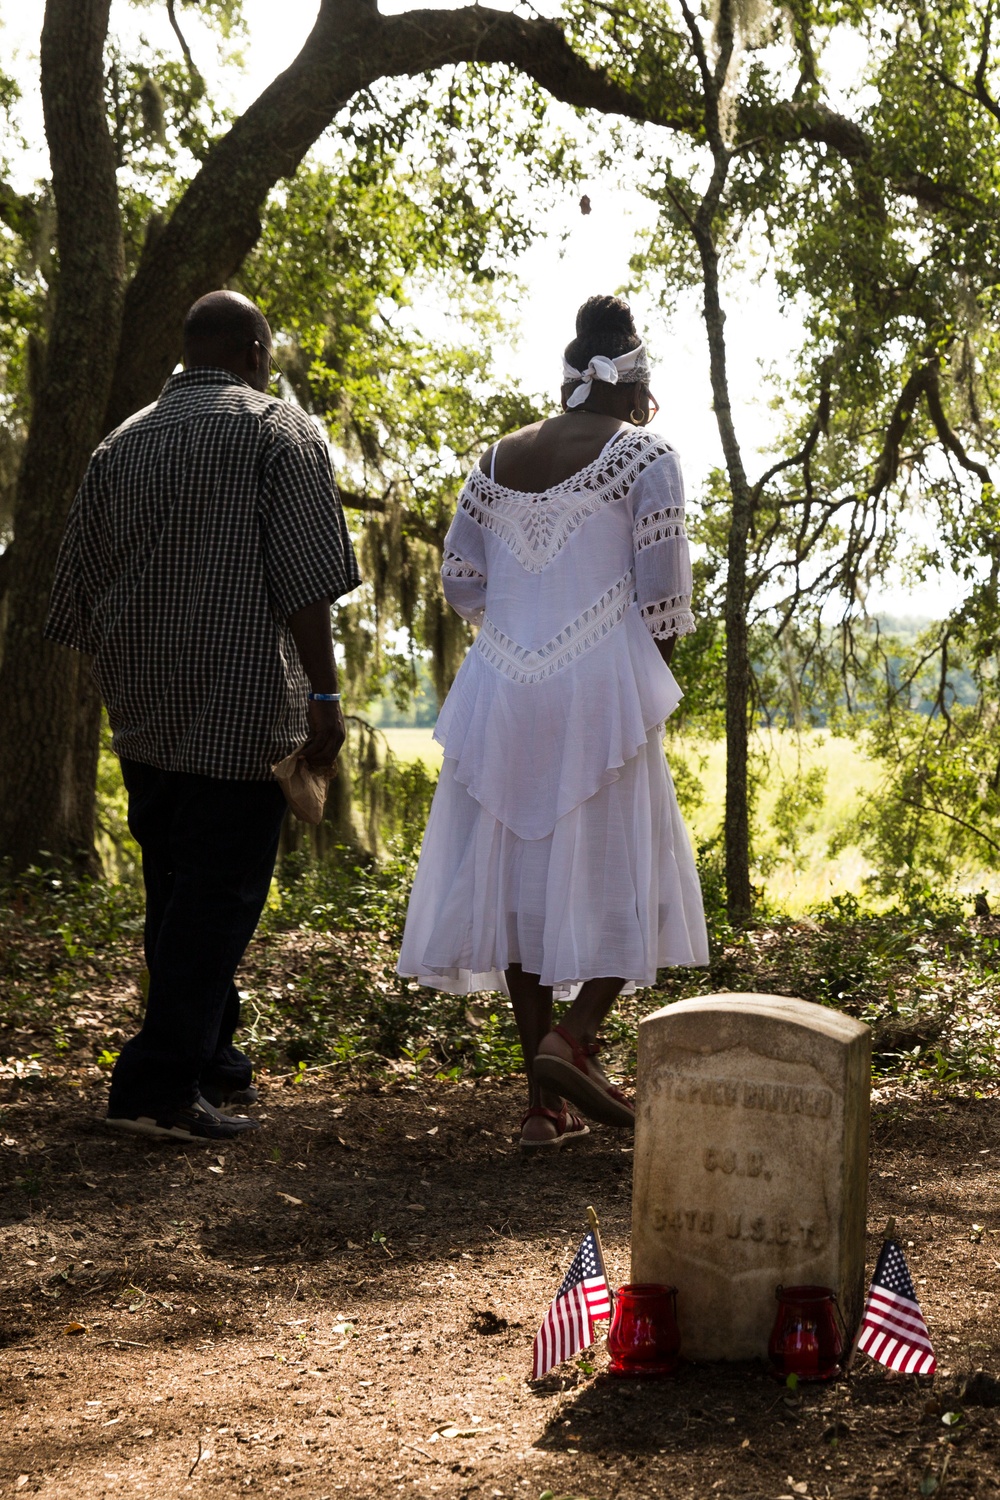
[3,1069,1000,1500]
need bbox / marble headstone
[630,993,870,1360]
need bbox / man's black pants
[108,760,287,1117]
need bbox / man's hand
[301,699,346,773]
[288,599,346,770]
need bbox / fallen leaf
[62,1321,87,1336]
[276,1193,303,1206]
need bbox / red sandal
[518,1103,590,1154]
[533,1023,635,1129]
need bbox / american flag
[856,1239,936,1376]
[532,1229,612,1380]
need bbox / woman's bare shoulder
[476,419,553,474]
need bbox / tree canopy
[1,0,999,914]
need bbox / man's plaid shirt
[45,368,361,779]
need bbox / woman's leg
[506,964,565,1143]
[536,976,625,1092]
[560,977,625,1046]
[532,975,634,1126]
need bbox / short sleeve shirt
[44,368,362,779]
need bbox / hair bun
[563,295,643,386]
[575,295,636,343]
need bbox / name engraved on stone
[662,1073,833,1118]
[650,1206,827,1251]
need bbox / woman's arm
[631,449,695,651]
[440,492,488,625]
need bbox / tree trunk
[696,229,755,924]
[0,0,124,874]
[678,0,755,924]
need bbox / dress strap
[490,442,500,481]
[598,426,633,459]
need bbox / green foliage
[8,805,1000,1093]
[95,712,140,882]
[0,863,143,1068]
[251,845,525,1076]
[765,761,828,874]
[791,605,1000,894]
[604,0,1000,903]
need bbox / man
[45,291,361,1141]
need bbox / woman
[397,295,709,1150]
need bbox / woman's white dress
[397,427,709,993]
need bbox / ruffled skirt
[397,734,709,994]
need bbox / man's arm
[288,598,345,771]
[44,458,105,654]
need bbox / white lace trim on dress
[441,550,485,580]
[476,571,636,684]
[640,595,696,640]
[459,431,675,574]
[634,505,686,550]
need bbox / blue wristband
[308,692,341,702]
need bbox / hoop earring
[630,407,646,425]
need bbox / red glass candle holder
[768,1285,844,1382]
[606,1283,680,1378]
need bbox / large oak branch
[107,0,881,426]
[106,0,693,424]
[106,0,945,430]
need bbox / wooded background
[1,0,999,918]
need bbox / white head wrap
[562,341,650,409]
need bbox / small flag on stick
[855,1234,936,1376]
[531,1208,612,1380]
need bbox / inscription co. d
[660,1073,833,1118]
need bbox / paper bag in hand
[271,749,335,825]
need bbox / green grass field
[671,729,883,910]
[379,724,895,912]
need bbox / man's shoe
[200,1082,259,1111]
[105,1095,261,1141]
